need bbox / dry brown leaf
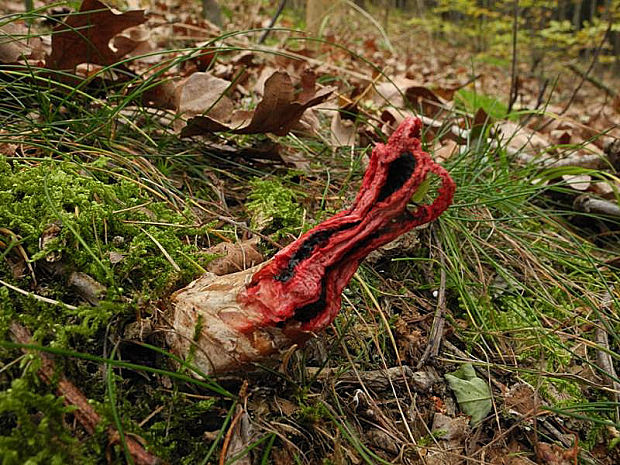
[181,71,335,137]
[330,112,356,147]
[379,107,416,137]
[590,181,616,198]
[472,107,490,127]
[426,413,470,465]
[175,72,233,121]
[141,80,178,110]
[372,76,418,108]
[298,68,319,102]
[46,0,146,71]
[224,406,253,465]
[68,272,107,305]
[536,442,578,465]
[111,25,159,65]
[205,238,264,276]
[433,85,460,101]
[405,85,446,117]
[495,121,550,154]
[562,174,591,191]
[504,383,540,416]
[434,140,459,162]
[39,222,63,263]
[109,251,125,264]
[550,129,572,145]
[0,23,31,63]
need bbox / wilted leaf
[434,140,459,162]
[445,363,492,425]
[426,413,470,465]
[224,406,253,465]
[176,72,234,120]
[181,71,335,136]
[504,383,540,416]
[205,238,264,276]
[39,222,63,263]
[68,272,107,305]
[109,251,125,264]
[405,85,446,117]
[330,112,356,147]
[141,80,178,110]
[379,107,417,137]
[0,23,31,64]
[561,174,591,191]
[46,0,146,71]
[372,76,418,107]
[550,129,572,145]
[495,120,550,154]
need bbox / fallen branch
[305,365,439,392]
[573,195,620,218]
[8,322,165,465]
[512,149,606,169]
[594,292,620,421]
[565,62,617,98]
[417,232,447,368]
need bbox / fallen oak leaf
[0,23,32,64]
[181,70,335,137]
[46,0,146,71]
[405,85,446,117]
[330,112,356,147]
[204,238,264,276]
[176,72,234,120]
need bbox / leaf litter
[0,0,619,464]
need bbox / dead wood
[573,195,620,218]
[8,322,165,465]
[305,365,440,392]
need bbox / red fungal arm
[240,117,456,332]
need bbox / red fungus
[169,117,455,374]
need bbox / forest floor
[0,1,619,464]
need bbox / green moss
[0,156,212,462]
[0,158,203,342]
[246,177,304,239]
[0,378,95,465]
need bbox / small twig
[258,0,287,44]
[573,195,620,218]
[0,278,78,310]
[306,365,439,392]
[594,291,620,421]
[512,150,606,169]
[417,232,448,368]
[565,62,617,98]
[507,0,519,114]
[8,322,164,465]
[560,21,612,115]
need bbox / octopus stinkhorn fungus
[168,117,455,374]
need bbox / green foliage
[0,155,216,462]
[247,177,304,239]
[409,0,617,70]
[0,157,204,344]
[445,364,493,425]
[455,89,510,121]
[0,378,92,465]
